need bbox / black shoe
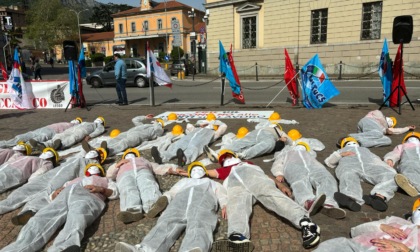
[100,140,108,153]
[151,146,162,164]
[29,139,45,150]
[145,196,168,218]
[177,148,186,166]
[299,217,320,249]
[363,194,388,212]
[119,103,128,106]
[203,145,218,163]
[115,101,122,104]
[11,210,35,226]
[212,239,254,252]
[81,140,93,152]
[52,139,62,150]
[62,245,81,252]
[334,192,361,212]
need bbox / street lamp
[202,10,209,74]
[70,9,89,49]
[163,0,168,56]
[188,8,196,80]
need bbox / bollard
[338,61,343,80]
[177,71,181,80]
[181,71,185,80]
[165,63,168,70]
[255,62,259,81]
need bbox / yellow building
[112,0,205,60]
[204,0,420,76]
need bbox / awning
[114,34,163,41]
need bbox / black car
[170,59,196,76]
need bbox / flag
[78,46,86,78]
[284,48,299,106]
[300,54,340,109]
[8,48,34,109]
[390,43,406,107]
[0,61,7,80]
[219,41,245,104]
[378,38,392,106]
[146,42,172,87]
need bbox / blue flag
[300,54,340,109]
[219,41,241,95]
[378,38,392,106]
[78,46,86,78]
[68,60,78,95]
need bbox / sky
[95,0,206,11]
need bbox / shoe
[119,103,128,106]
[100,140,108,153]
[29,139,45,150]
[145,196,168,218]
[52,139,62,150]
[299,217,320,249]
[304,194,326,216]
[115,101,122,104]
[211,238,254,252]
[203,145,218,163]
[115,242,137,252]
[395,174,419,197]
[151,146,162,164]
[334,192,361,212]
[403,212,412,220]
[363,194,388,212]
[117,210,144,224]
[320,204,347,219]
[229,233,250,243]
[177,148,187,166]
[62,245,81,252]
[11,210,35,226]
[81,139,93,152]
[189,248,202,252]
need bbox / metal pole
[192,9,195,81]
[338,61,342,80]
[221,73,225,106]
[255,62,258,81]
[164,0,168,56]
[70,9,88,48]
[150,71,155,106]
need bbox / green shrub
[170,46,184,60]
[104,56,113,64]
[90,53,105,63]
[85,59,92,67]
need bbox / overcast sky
[95,0,205,11]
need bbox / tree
[25,0,78,50]
[170,46,184,60]
[90,3,133,32]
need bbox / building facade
[204,0,420,76]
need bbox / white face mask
[223,157,241,167]
[190,167,206,179]
[87,166,101,175]
[12,145,26,151]
[294,145,307,151]
[407,137,420,144]
[412,207,420,225]
[345,141,359,147]
[125,153,136,159]
[386,117,394,128]
[85,150,99,159]
[70,120,80,124]
[39,151,54,159]
[94,118,103,125]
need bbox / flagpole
[265,72,299,108]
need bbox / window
[158,19,163,30]
[361,1,382,40]
[119,24,123,34]
[172,17,177,21]
[131,22,136,32]
[242,16,256,49]
[311,9,328,44]
[143,21,149,31]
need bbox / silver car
[86,58,149,88]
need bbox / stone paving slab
[0,103,417,251]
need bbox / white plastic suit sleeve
[132,116,147,126]
[324,151,342,169]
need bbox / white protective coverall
[0,149,21,165]
[106,157,178,213]
[0,122,75,148]
[0,153,53,193]
[0,157,96,215]
[1,175,118,252]
[137,131,184,152]
[271,145,339,208]
[160,119,227,164]
[225,162,309,238]
[384,141,420,194]
[314,216,419,252]
[349,110,410,148]
[41,121,105,149]
[324,145,398,205]
[135,177,227,252]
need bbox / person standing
[114,53,128,106]
[33,59,42,80]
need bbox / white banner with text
[156,111,274,119]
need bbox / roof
[81,32,114,42]
[112,0,204,17]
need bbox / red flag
[284,49,299,106]
[228,44,245,104]
[0,62,7,80]
[390,44,406,107]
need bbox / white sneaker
[115,242,137,252]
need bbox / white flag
[146,45,172,87]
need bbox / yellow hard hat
[110,129,121,138]
[206,113,216,121]
[218,149,237,165]
[122,148,140,159]
[16,141,32,155]
[187,161,208,178]
[213,125,219,131]
[236,127,249,139]
[96,147,108,164]
[269,112,281,121]
[387,116,397,128]
[403,131,420,144]
[167,113,178,121]
[156,118,165,127]
[413,198,420,212]
[296,141,310,152]
[42,147,59,163]
[75,117,83,123]
[172,124,184,135]
[340,137,358,149]
[287,129,302,141]
[84,163,105,177]
[95,116,106,126]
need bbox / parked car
[170,59,196,76]
[86,58,149,88]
